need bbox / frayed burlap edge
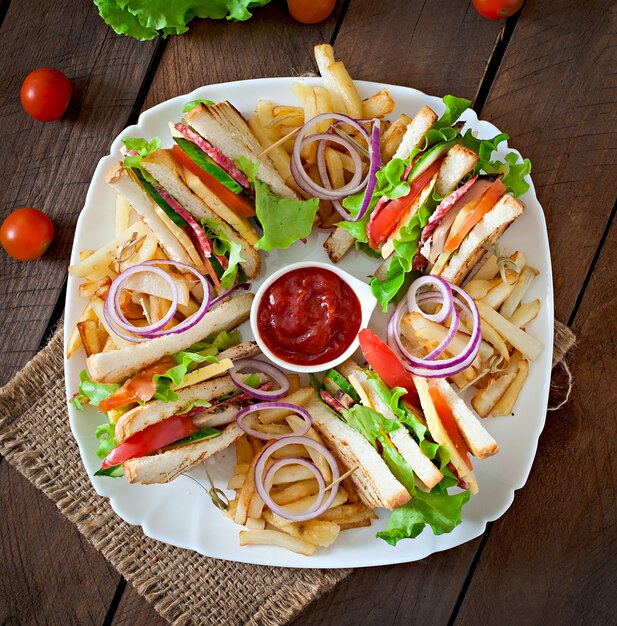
[0,319,576,625]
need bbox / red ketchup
[257,267,362,366]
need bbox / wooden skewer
[323,465,358,493]
[256,125,301,158]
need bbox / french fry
[325,148,345,190]
[471,371,517,417]
[329,61,363,119]
[245,517,266,530]
[509,299,541,329]
[235,437,253,465]
[258,387,314,423]
[227,473,246,490]
[248,493,265,519]
[66,301,98,358]
[464,278,499,300]
[480,280,517,309]
[79,250,94,261]
[499,266,539,319]
[271,479,320,506]
[313,85,334,117]
[271,443,311,459]
[261,509,302,536]
[298,520,340,548]
[478,317,510,362]
[236,446,269,525]
[233,463,250,474]
[287,374,300,394]
[248,116,294,187]
[271,105,304,127]
[492,359,529,416]
[339,519,373,530]
[77,319,102,357]
[313,44,347,113]
[476,302,543,361]
[239,530,317,556]
[319,504,376,526]
[270,464,316,485]
[68,222,148,279]
[362,89,395,119]
[90,296,135,349]
[473,253,500,281]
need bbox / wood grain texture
[0,462,118,625]
[479,0,617,322]
[454,217,617,625]
[112,584,168,626]
[333,0,504,101]
[142,1,342,111]
[0,0,158,386]
[292,540,480,626]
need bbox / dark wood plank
[455,215,617,625]
[142,1,343,110]
[0,463,118,625]
[293,541,480,626]
[112,584,168,626]
[333,0,504,101]
[0,2,160,624]
[479,0,617,322]
[0,0,158,386]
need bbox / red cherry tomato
[472,0,524,20]
[358,329,419,406]
[20,68,72,122]
[0,208,54,261]
[287,0,336,24]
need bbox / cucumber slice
[133,168,188,228]
[172,427,220,447]
[174,137,243,194]
[324,369,360,403]
[408,139,457,183]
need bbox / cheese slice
[173,358,233,390]
[381,175,437,259]
[413,375,479,494]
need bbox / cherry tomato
[20,68,72,122]
[472,0,524,20]
[0,208,54,261]
[287,0,336,24]
[358,329,419,406]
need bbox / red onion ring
[235,402,311,440]
[254,436,341,522]
[103,260,211,343]
[209,282,250,308]
[230,359,290,400]
[407,275,454,324]
[291,113,380,221]
[387,277,481,378]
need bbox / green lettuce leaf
[433,95,471,131]
[182,98,215,113]
[121,136,161,168]
[461,130,531,197]
[152,330,240,401]
[71,371,119,410]
[177,399,212,414]
[201,218,244,289]
[253,179,319,251]
[95,422,118,459]
[93,0,271,41]
[377,488,470,545]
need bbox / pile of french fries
[249,44,411,228]
[225,380,376,556]
[402,251,542,417]
[67,198,207,363]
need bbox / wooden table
[1,1,615,624]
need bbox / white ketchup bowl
[250,261,377,374]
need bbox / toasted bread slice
[141,150,261,280]
[434,379,499,459]
[184,102,299,200]
[308,400,411,510]
[393,106,438,160]
[86,293,253,384]
[123,422,243,484]
[436,194,524,285]
[106,163,202,270]
[413,376,479,494]
[434,144,478,198]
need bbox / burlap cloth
[0,320,576,626]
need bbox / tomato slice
[428,384,472,470]
[367,158,444,249]
[444,178,506,253]
[98,356,177,412]
[101,414,198,469]
[171,145,255,218]
[358,329,419,405]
